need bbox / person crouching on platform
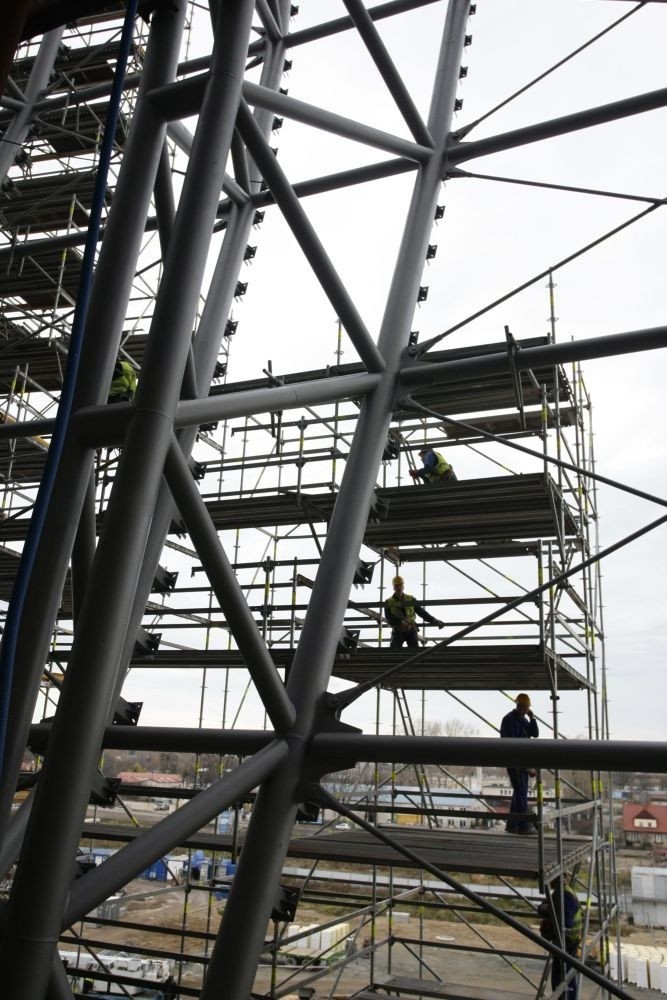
[409,446,457,484]
[500,692,539,834]
[383,575,443,649]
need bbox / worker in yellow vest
[108,359,137,403]
[383,575,444,649]
[539,878,584,1000]
[409,446,456,484]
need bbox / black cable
[457,3,645,139]
[417,198,663,355]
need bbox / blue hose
[0,0,139,779]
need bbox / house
[116,771,184,788]
[622,803,667,847]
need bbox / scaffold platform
[0,473,579,543]
[352,979,534,1000]
[79,823,591,883]
[212,335,571,418]
[109,644,590,692]
[0,170,111,232]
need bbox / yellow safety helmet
[515,693,531,708]
[392,575,404,587]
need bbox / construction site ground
[62,876,666,998]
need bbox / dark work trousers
[551,939,580,1000]
[506,767,531,832]
[390,628,419,649]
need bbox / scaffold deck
[0,473,580,543]
[79,823,590,882]
[102,644,590,691]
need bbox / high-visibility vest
[109,360,137,399]
[426,451,452,482]
[565,886,583,945]
[386,594,417,625]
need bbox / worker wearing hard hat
[383,575,444,649]
[409,446,456,484]
[500,693,539,834]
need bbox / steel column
[200,4,472,996]
[1,2,255,993]
[0,0,189,839]
[163,436,296,733]
[0,29,64,183]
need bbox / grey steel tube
[315,785,635,1000]
[0,0,188,841]
[402,326,667,387]
[201,5,472,996]
[0,29,64,183]
[163,436,296,732]
[65,740,286,926]
[72,371,382,444]
[236,98,385,373]
[104,12,306,724]
[314,734,667,773]
[341,0,433,146]
[149,77,432,161]
[1,3,256,994]
[450,86,667,166]
[26,722,667,774]
[28,724,274,756]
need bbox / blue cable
[0,0,139,780]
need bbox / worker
[162,973,178,999]
[539,877,583,1000]
[190,848,206,881]
[500,693,539,834]
[409,446,456,484]
[108,358,137,403]
[383,575,444,649]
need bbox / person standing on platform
[500,692,539,834]
[383,575,444,649]
[539,877,583,1000]
[409,446,457,484]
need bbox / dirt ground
[68,878,657,998]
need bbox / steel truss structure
[1,1,667,998]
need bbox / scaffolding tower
[0,2,666,998]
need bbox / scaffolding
[0,2,666,999]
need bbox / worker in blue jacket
[500,693,539,834]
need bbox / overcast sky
[122,0,667,747]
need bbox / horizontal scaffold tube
[314,734,667,772]
[64,739,287,928]
[404,326,667,387]
[28,724,274,756]
[28,725,667,772]
[0,372,382,444]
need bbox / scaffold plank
[60,643,589,691]
[0,473,579,543]
[78,823,590,882]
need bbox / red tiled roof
[116,771,183,785]
[623,802,667,833]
